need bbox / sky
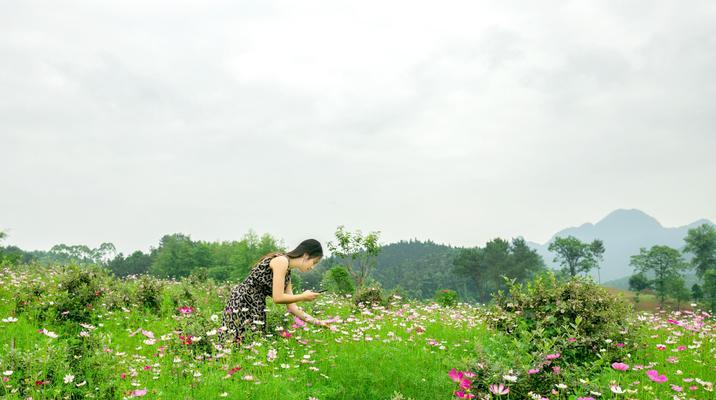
[1,0,715,255]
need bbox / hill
[527,209,714,282]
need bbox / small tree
[703,269,716,312]
[668,277,691,311]
[683,224,716,278]
[629,245,688,308]
[691,283,703,303]
[548,236,605,278]
[320,266,355,295]
[326,225,381,289]
[628,272,652,305]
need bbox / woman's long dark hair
[254,239,323,266]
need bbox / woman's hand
[300,290,320,302]
[312,319,330,328]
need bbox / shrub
[469,271,638,398]
[354,286,383,307]
[135,275,164,313]
[385,285,409,305]
[434,289,458,307]
[53,265,107,323]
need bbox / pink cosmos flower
[552,366,561,375]
[129,389,147,397]
[671,384,683,392]
[528,368,540,375]
[454,390,475,399]
[489,383,509,396]
[646,369,667,383]
[178,306,193,315]
[677,345,686,351]
[611,362,629,371]
[545,353,560,360]
[292,317,306,329]
[280,331,292,339]
[459,378,472,391]
[449,368,464,383]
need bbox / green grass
[0,265,714,399]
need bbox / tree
[683,224,716,278]
[320,266,355,295]
[453,237,545,302]
[703,269,716,312]
[691,284,703,303]
[326,225,381,289]
[590,239,606,283]
[548,236,605,278]
[48,243,117,266]
[149,234,203,278]
[628,272,652,305]
[667,277,691,311]
[107,251,153,277]
[629,245,688,308]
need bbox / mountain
[527,209,715,283]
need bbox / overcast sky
[1,0,715,255]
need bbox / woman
[218,238,328,344]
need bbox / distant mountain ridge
[527,209,715,283]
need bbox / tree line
[2,223,715,309]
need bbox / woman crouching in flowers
[218,239,330,344]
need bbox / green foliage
[482,272,636,397]
[106,250,153,277]
[548,236,605,278]
[354,286,384,307]
[48,243,117,266]
[691,283,703,302]
[147,230,283,281]
[667,276,691,309]
[434,289,458,307]
[630,245,689,307]
[327,225,382,289]
[683,223,716,278]
[491,272,634,362]
[320,266,356,295]
[628,272,651,304]
[703,269,716,312]
[454,237,546,302]
[135,275,165,313]
[53,265,107,323]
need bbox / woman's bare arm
[284,282,324,325]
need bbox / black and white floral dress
[219,254,291,343]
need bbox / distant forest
[0,231,546,302]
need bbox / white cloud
[1,0,714,253]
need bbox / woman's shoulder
[266,253,289,269]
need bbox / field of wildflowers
[0,265,713,399]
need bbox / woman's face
[296,255,322,272]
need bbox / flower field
[0,265,714,399]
